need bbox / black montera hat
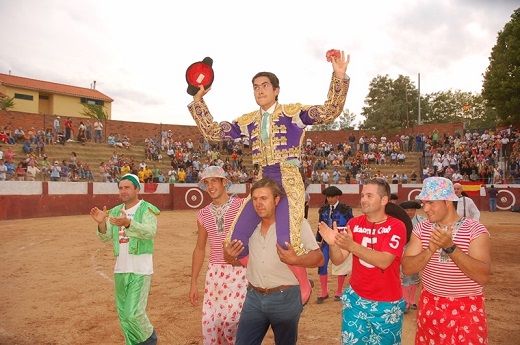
[322,186,342,197]
[186,57,214,96]
[400,201,422,209]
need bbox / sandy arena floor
[0,208,518,345]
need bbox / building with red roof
[0,73,113,118]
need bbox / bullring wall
[2,182,519,220]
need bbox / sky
[0,0,518,128]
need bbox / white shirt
[452,172,463,181]
[321,171,330,182]
[456,196,481,221]
[0,164,6,180]
[26,165,40,178]
[114,200,153,274]
[247,219,318,288]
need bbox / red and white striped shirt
[197,196,244,265]
[413,218,490,298]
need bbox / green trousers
[114,273,154,345]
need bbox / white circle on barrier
[185,188,204,209]
[407,189,422,201]
[497,190,516,211]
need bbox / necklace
[210,196,234,234]
[366,217,387,249]
[368,217,387,224]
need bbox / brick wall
[0,110,201,144]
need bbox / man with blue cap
[90,173,160,345]
[402,176,490,344]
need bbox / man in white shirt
[397,152,406,165]
[53,117,60,142]
[94,120,103,143]
[186,138,194,152]
[25,162,41,181]
[453,183,481,221]
[500,135,510,158]
[321,170,330,185]
[167,167,177,183]
[166,147,174,158]
[311,170,319,183]
[452,170,463,182]
[90,174,159,345]
[359,136,365,152]
[242,136,250,149]
[0,159,7,181]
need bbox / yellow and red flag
[459,181,482,196]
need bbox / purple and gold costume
[188,73,349,256]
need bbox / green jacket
[97,200,160,256]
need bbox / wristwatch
[442,243,457,254]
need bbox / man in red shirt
[318,178,406,344]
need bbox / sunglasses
[368,177,391,197]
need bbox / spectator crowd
[1,117,519,186]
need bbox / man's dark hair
[252,72,280,101]
[251,177,284,199]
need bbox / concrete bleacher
[10,140,254,182]
[11,141,169,181]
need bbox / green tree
[473,101,500,128]
[359,74,419,130]
[421,90,475,124]
[80,103,108,120]
[482,7,520,124]
[0,92,15,110]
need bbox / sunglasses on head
[368,177,391,196]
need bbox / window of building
[39,95,49,100]
[14,93,34,101]
[80,98,104,106]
